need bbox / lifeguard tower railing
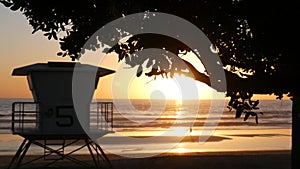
[11,101,113,135]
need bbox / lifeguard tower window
[11,101,114,136]
[12,102,39,134]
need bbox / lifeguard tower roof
[12,61,115,77]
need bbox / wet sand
[0,150,291,169]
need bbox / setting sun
[145,75,218,100]
[117,72,219,100]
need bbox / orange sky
[0,5,289,101]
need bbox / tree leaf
[136,65,143,77]
[235,106,243,118]
[10,4,20,11]
[118,52,125,62]
[146,59,153,68]
[52,32,58,40]
[57,52,63,56]
[102,47,110,53]
[125,54,130,64]
[244,112,250,121]
[32,28,39,34]
[1,1,13,7]
[47,34,52,40]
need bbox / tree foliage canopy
[1,0,298,98]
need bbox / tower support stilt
[7,137,112,169]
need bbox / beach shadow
[224,133,290,137]
[180,135,231,143]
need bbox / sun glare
[171,147,189,154]
[144,74,218,101]
[124,71,220,101]
[165,127,190,136]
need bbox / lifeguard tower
[8,61,115,169]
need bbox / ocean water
[0,98,292,157]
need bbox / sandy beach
[0,99,292,169]
[0,150,291,169]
